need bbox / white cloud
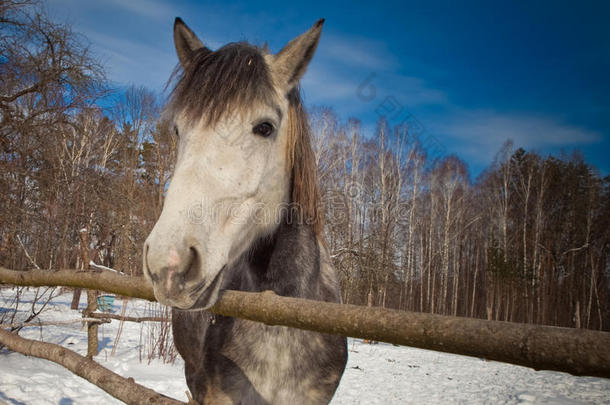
[84,31,176,89]
[47,0,176,21]
[318,34,398,71]
[298,29,449,113]
[301,64,447,115]
[433,110,602,163]
[95,0,177,20]
[301,66,361,103]
[45,0,179,88]
[382,74,448,107]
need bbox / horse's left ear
[272,19,324,92]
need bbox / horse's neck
[239,220,322,299]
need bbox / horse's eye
[173,125,179,138]
[252,122,274,137]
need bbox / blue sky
[47,0,610,177]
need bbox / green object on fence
[96,295,115,312]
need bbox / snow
[1,288,609,405]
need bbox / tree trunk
[471,245,479,318]
[574,300,581,329]
[70,288,82,310]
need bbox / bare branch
[0,328,186,405]
[16,235,41,269]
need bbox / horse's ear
[174,17,209,67]
[272,19,324,92]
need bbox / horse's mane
[286,88,322,236]
[166,42,322,236]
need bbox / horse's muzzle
[144,244,225,309]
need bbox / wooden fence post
[79,228,98,359]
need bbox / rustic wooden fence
[1,267,609,404]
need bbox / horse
[143,17,348,404]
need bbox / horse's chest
[208,319,327,404]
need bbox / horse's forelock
[166,42,274,126]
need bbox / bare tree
[0,0,106,270]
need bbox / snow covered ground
[1,288,608,405]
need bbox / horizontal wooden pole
[88,312,166,323]
[1,267,609,378]
[0,318,109,328]
[0,267,156,301]
[0,328,186,405]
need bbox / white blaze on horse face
[144,103,290,309]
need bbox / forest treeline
[1,1,608,330]
[314,111,609,331]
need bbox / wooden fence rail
[1,267,609,378]
[0,328,186,405]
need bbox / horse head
[144,18,324,309]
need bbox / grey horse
[143,18,347,404]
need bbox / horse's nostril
[144,244,159,282]
[184,246,200,284]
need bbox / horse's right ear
[174,17,209,66]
